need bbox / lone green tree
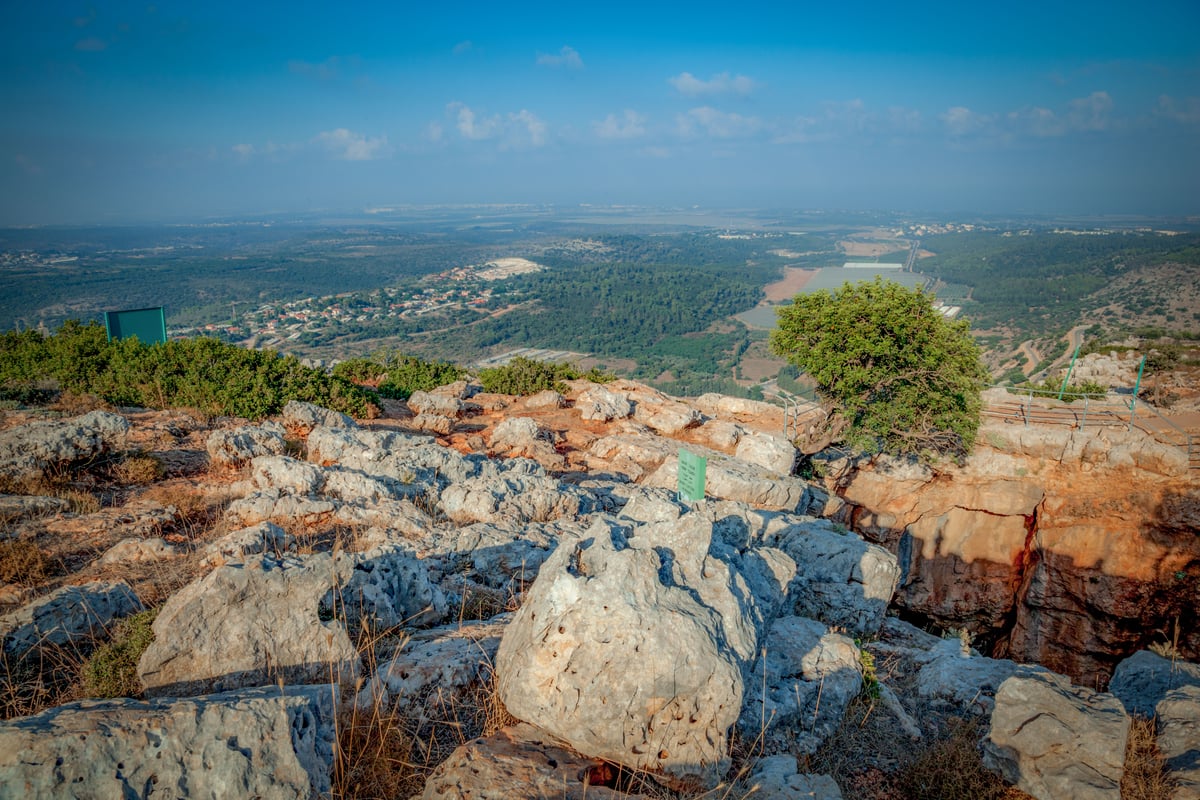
[770,277,989,460]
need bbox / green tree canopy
[770,278,989,460]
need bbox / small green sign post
[677,449,707,504]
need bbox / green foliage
[477,357,585,395]
[332,358,389,385]
[1011,377,1108,402]
[0,322,377,420]
[82,609,158,698]
[770,278,989,460]
[377,355,467,400]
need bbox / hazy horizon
[3,1,1198,226]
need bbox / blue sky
[2,0,1198,224]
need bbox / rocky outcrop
[645,452,815,513]
[1156,685,1200,799]
[281,399,356,434]
[1,581,142,658]
[419,723,647,800]
[97,536,180,565]
[982,671,1130,800]
[206,422,286,468]
[0,685,335,799]
[917,639,1048,714]
[1108,650,1200,717]
[745,756,844,800]
[576,385,632,422]
[495,513,794,787]
[203,521,295,565]
[0,410,129,480]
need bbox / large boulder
[1,581,142,658]
[734,431,797,474]
[0,685,335,799]
[917,639,1049,714]
[495,513,794,787]
[206,424,286,468]
[576,386,632,422]
[982,671,1130,800]
[419,723,648,800]
[0,410,129,480]
[439,468,589,525]
[744,756,844,800]
[407,390,464,418]
[138,553,360,697]
[1156,684,1200,799]
[645,453,815,513]
[1108,649,1200,717]
[738,616,862,754]
[281,400,356,434]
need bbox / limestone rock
[408,390,463,418]
[1156,684,1200,799]
[982,671,1129,800]
[0,685,335,799]
[418,723,646,800]
[1108,650,1200,718]
[628,388,702,435]
[1,581,142,658]
[203,521,295,565]
[206,424,286,468]
[645,453,814,513]
[576,385,632,422]
[490,417,542,450]
[496,514,791,787]
[411,413,454,435]
[918,640,1049,714]
[281,399,356,434]
[0,495,69,522]
[734,430,797,474]
[739,616,862,754]
[692,419,743,450]
[225,489,337,527]
[337,545,448,630]
[744,755,844,800]
[138,553,360,697]
[97,536,180,566]
[695,393,784,423]
[521,389,565,409]
[359,615,508,715]
[586,431,677,480]
[439,469,588,525]
[0,410,129,480]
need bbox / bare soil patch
[762,268,819,302]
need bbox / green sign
[104,307,167,345]
[677,449,707,503]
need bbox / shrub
[476,357,612,395]
[376,355,466,400]
[81,609,158,698]
[0,541,50,585]
[112,452,164,485]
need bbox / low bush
[0,321,377,420]
[0,541,50,585]
[477,357,613,396]
[81,609,158,699]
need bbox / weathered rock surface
[138,553,359,697]
[626,385,702,435]
[418,723,647,800]
[97,536,180,565]
[1108,650,1200,718]
[206,423,286,468]
[281,399,356,434]
[0,410,129,479]
[203,521,295,565]
[408,390,464,418]
[982,671,1130,800]
[439,467,589,525]
[646,452,816,513]
[576,385,632,422]
[1,581,142,657]
[745,755,844,800]
[1156,684,1200,799]
[739,616,862,754]
[734,430,797,474]
[496,513,793,786]
[0,494,69,521]
[918,639,1048,714]
[0,685,335,799]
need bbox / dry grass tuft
[50,391,112,416]
[892,716,1030,800]
[0,540,52,586]
[0,644,86,721]
[112,452,165,486]
[1121,715,1178,800]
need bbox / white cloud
[1006,106,1065,137]
[314,128,389,160]
[231,143,255,158]
[940,106,995,136]
[453,40,473,55]
[593,110,647,140]
[678,106,763,138]
[536,45,584,69]
[425,122,444,142]
[1066,90,1113,131]
[445,102,548,148]
[289,57,340,80]
[1155,94,1200,124]
[668,72,757,97]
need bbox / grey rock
[408,390,463,418]
[281,399,356,433]
[411,413,454,435]
[585,431,677,480]
[739,616,862,754]
[735,430,797,474]
[744,755,844,800]
[489,417,542,450]
[418,723,648,800]
[206,424,286,468]
[496,513,792,787]
[225,488,337,527]
[1,581,142,657]
[338,545,448,630]
[645,453,813,512]
[522,389,565,409]
[306,426,429,468]
[97,537,180,566]
[0,495,69,521]
[618,487,687,524]
[695,393,783,421]
[692,419,743,450]
[138,553,360,697]
[982,671,1129,800]
[439,469,588,525]
[0,410,129,480]
[244,454,324,495]
[576,385,632,421]
[359,615,509,715]
[0,684,335,800]
[918,640,1049,714]
[1109,650,1200,718]
[1156,684,1200,799]
[629,390,702,434]
[203,521,294,565]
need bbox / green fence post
[1128,356,1146,432]
[1057,343,1082,401]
